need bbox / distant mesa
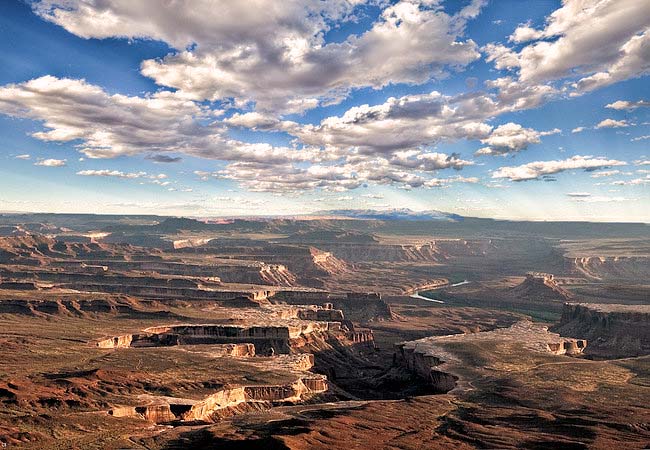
[510,272,574,301]
[152,217,212,232]
[285,230,379,243]
[313,208,463,222]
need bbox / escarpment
[0,269,278,307]
[319,242,444,262]
[0,293,172,317]
[50,258,296,286]
[329,292,394,322]
[567,256,650,280]
[395,321,587,394]
[174,240,349,281]
[553,303,650,358]
[308,239,495,263]
[97,322,337,354]
[0,235,161,265]
[258,264,298,286]
[393,341,458,394]
[96,319,374,356]
[109,374,329,424]
[270,291,394,322]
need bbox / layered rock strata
[109,375,328,423]
[395,321,587,393]
[553,303,650,357]
[510,272,574,301]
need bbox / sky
[0,0,648,222]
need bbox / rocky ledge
[553,302,650,358]
[395,321,587,393]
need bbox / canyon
[0,213,648,449]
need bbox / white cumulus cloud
[33,0,486,113]
[484,0,650,96]
[492,156,627,181]
[76,170,167,180]
[596,118,631,129]
[475,122,560,156]
[34,158,66,167]
[605,99,650,110]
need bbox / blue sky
[0,0,648,221]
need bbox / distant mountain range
[314,208,463,221]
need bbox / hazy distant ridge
[314,208,463,221]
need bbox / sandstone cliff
[567,256,650,281]
[395,321,587,393]
[553,303,650,358]
[109,375,328,424]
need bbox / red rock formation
[553,303,650,357]
[395,321,587,392]
[109,375,328,424]
[567,256,650,280]
[510,272,573,301]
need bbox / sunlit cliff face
[0,0,648,221]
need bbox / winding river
[410,280,470,304]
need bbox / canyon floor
[0,214,648,449]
